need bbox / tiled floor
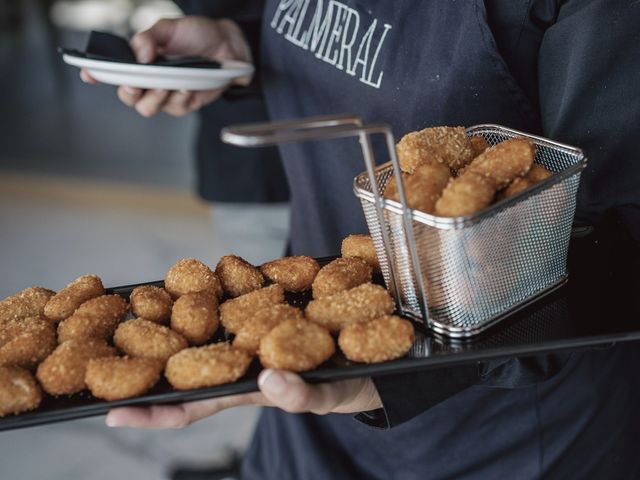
[0,173,289,480]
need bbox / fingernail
[138,49,152,64]
[105,416,117,427]
[123,86,136,95]
[259,369,287,395]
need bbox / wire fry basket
[354,125,586,337]
[221,116,586,339]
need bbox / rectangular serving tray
[2,230,639,432]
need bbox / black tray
[2,221,640,432]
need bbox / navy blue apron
[241,1,640,478]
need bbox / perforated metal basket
[221,116,586,339]
[354,125,586,337]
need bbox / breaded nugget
[164,258,223,300]
[469,135,490,157]
[0,287,56,324]
[36,339,116,395]
[57,294,128,343]
[526,163,553,183]
[305,283,395,332]
[0,316,57,370]
[463,137,535,189]
[233,304,304,355]
[44,275,105,322]
[215,255,264,297]
[0,366,42,416]
[434,171,495,217]
[384,162,451,214]
[312,257,373,299]
[341,234,380,272]
[498,163,554,200]
[85,356,162,401]
[114,318,187,364]
[171,292,219,345]
[165,343,252,390]
[130,285,172,324]
[219,284,285,334]
[260,256,320,292]
[396,126,475,173]
[338,315,415,363]
[259,318,335,372]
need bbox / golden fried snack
[384,162,451,214]
[396,126,475,173]
[341,234,380,272]
[164,258,223,300]
[114,318,187,364]
[232,304,304,355]
[0,366,42,416]
[0,316,57,370]
[0,287,56,324]
[260,256,320,292]
[215,255,264,297]
[434,171,495,217]
[219,284,285,334]
[85,356,162,401]
[170,292,219,345]
[305,283,395,332]
[338,315,415,363]
[469,135,490,157]
[165,343,252,390]
[44,275,105,322]
[312,257,373,299]
[57,294,128,343]
[498,164,554,200]
[36,339,116,395]
[259,318,335,372]
[130,285,173,324]
[463,137,535,189]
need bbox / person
[83,1,640,478]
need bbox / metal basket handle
[221,114,430,322]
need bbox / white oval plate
[63,53,254,91]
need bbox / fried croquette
[114,318,188,364]
[434,171,495,217]
[0,366,42,416]
[260,256,320,292]
[85,356,162,401]
[0,316,57,370]
[312,257,373,299]
[44,275,105,322]
[57,294,128,343]
[341,234,380,272]
[338,315,415,363]
[396,126,475,173]
[526,163,553,183]
[170,292,219,345]
[259,318,335,372]
[130,285,173,324]
[165,343,252,390]
[384,162,451,214]
[164,258,223,300]
[232,304,304,355]
[36,339,116,395]
[0,287,56,324]
[305,283,395,332]
[463,137,535,189]
[469,135,490,157]
[498,163,553,200]
[215,255,264,297]
[219,284,285,334]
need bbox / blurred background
[0,0,284,478]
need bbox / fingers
[106,391,268,429]
[127,89,169,117]
[80,69,97,84]
[117,86,144,107]
[258,370,382,415]
[130,18,177,63]
[162,90,194,116]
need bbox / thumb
[130,19,176,63]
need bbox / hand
[105,369,382,429]
[81,16,252,117]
